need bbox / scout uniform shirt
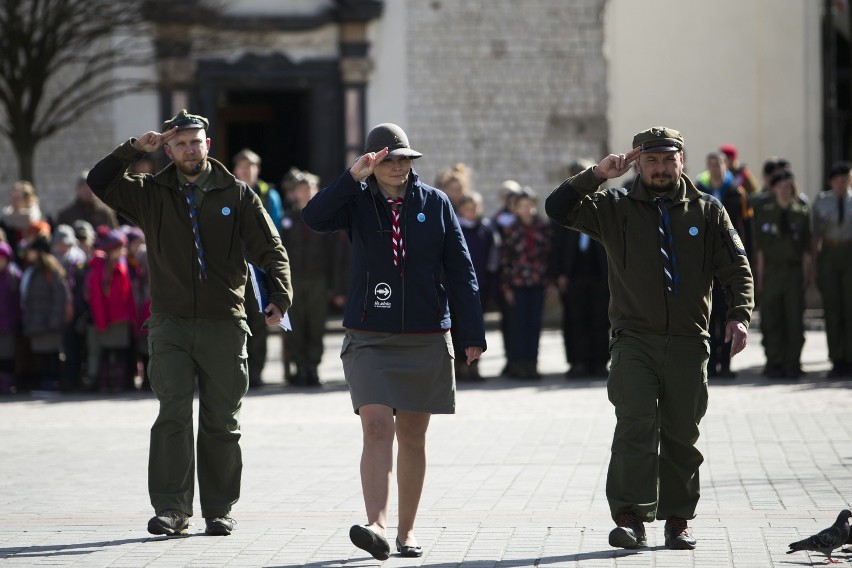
[545,167,754,337]
[754,199,811,265]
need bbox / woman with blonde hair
[0,181,44,263]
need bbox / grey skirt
[341,329,455,414]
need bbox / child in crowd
[52,224,89,391]
[0,241,21,393]
[86,227,136,392]
[499,188,552,379]
[124,226,151,389]
[20,225,70,391]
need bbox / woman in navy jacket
[302,123,486,559]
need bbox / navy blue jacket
[302,169,486,350]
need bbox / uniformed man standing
[87,110,293,537]
[812,160,852,378]
[232,148,285,388]
[753,171,811,378]
[546,127,754,551]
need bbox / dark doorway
[196,55,344,189]
[214,90,311,191]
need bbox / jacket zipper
[157,202,164,253]
[400,202,407,331]
[361,270,370,321]
[621,217,628,269]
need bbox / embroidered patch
[689,226,699,236]
[221,207,231,216]
[728,228,746,255]
[417,212,426,223]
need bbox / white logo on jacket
[374,282,392,308]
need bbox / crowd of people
[0,142,851,396]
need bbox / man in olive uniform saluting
[546,127,753,551]
[87,110,293,537]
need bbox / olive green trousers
[606,330,709,522]
[146,314,250,518]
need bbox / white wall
[605,0,823,195]
[366,1,408,133]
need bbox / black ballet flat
[349,525,390,560]
[396,537,423,558]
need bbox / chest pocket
[670,202,716,274]
[199,191,241,260]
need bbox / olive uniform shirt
[545,167,754,337]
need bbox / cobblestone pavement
[1,324,851,567]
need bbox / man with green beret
[87,109,293,537]
[546,127,754,551]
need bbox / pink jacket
[86,252,137,332]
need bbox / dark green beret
[632,126,684,153]
[161,109,209,132]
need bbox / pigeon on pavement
[787,509,852,564]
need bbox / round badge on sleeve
[417,213,426,223]
[221,207,231,216]
[689,226,698,236]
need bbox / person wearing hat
[86,109,293,537]
[752,171,811,378]
[232,148,285,388]
[52,224,88,391]
[302,123,486,560]
[86,226,136,392]
[812,160,852,378]
[546,127,754,551]
[719,144,760,196]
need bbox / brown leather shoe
[664,517,696,550]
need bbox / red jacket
[87,253,137,331]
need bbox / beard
[175,156,207,177]
[646,173,677,193]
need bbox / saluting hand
[594,147,641,180]
[349,147,389,182]
[132,126,178,153]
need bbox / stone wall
[405,0,608,212]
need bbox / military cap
[161,109,209,132]
[632,126,684,153]
[364,123,422,159]
[828,160,852,179]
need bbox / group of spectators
[0,150,348,395]
[1,142,851,395]
[436,144,852,383]
[0,174,149,394]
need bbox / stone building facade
[0,0,608,219]
[403,0,607,210]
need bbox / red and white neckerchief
[386,196,405,273]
